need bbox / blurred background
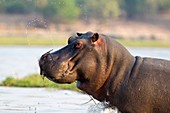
[0,1,170,113]
[0,0,170,40]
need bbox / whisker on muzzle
[46,49,54,62]
[45,49,53,54]
[41,49,53,59]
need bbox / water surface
[0,87,94,113]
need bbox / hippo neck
[105,46,135,103]
[104,40,136,102]
[92,38,135,102]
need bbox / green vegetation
[0,74,79,91]
[41,0,80,22]
[0,0,170,22]
[0,37,67,46]
[0,37,170,47]
[117,39,170,48]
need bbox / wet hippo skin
[39,32,170,113]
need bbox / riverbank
[0,74,79,91]
[0,37,170,47]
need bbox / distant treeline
[0,0,170,22]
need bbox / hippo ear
[77,32,83,36]
[91,33,99,42]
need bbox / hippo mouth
[39,50,82,84]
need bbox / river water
[0,46,170,113]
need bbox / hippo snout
[39,52,56,80]
[39,48,78,84]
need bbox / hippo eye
[74,41,83,49]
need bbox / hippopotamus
[39,32,170,113]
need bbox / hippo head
[39,32,113,99]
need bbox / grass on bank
[117,39,170,48]
[0,74,79,91]
[0,37,67,46]
[0,37,170,47]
